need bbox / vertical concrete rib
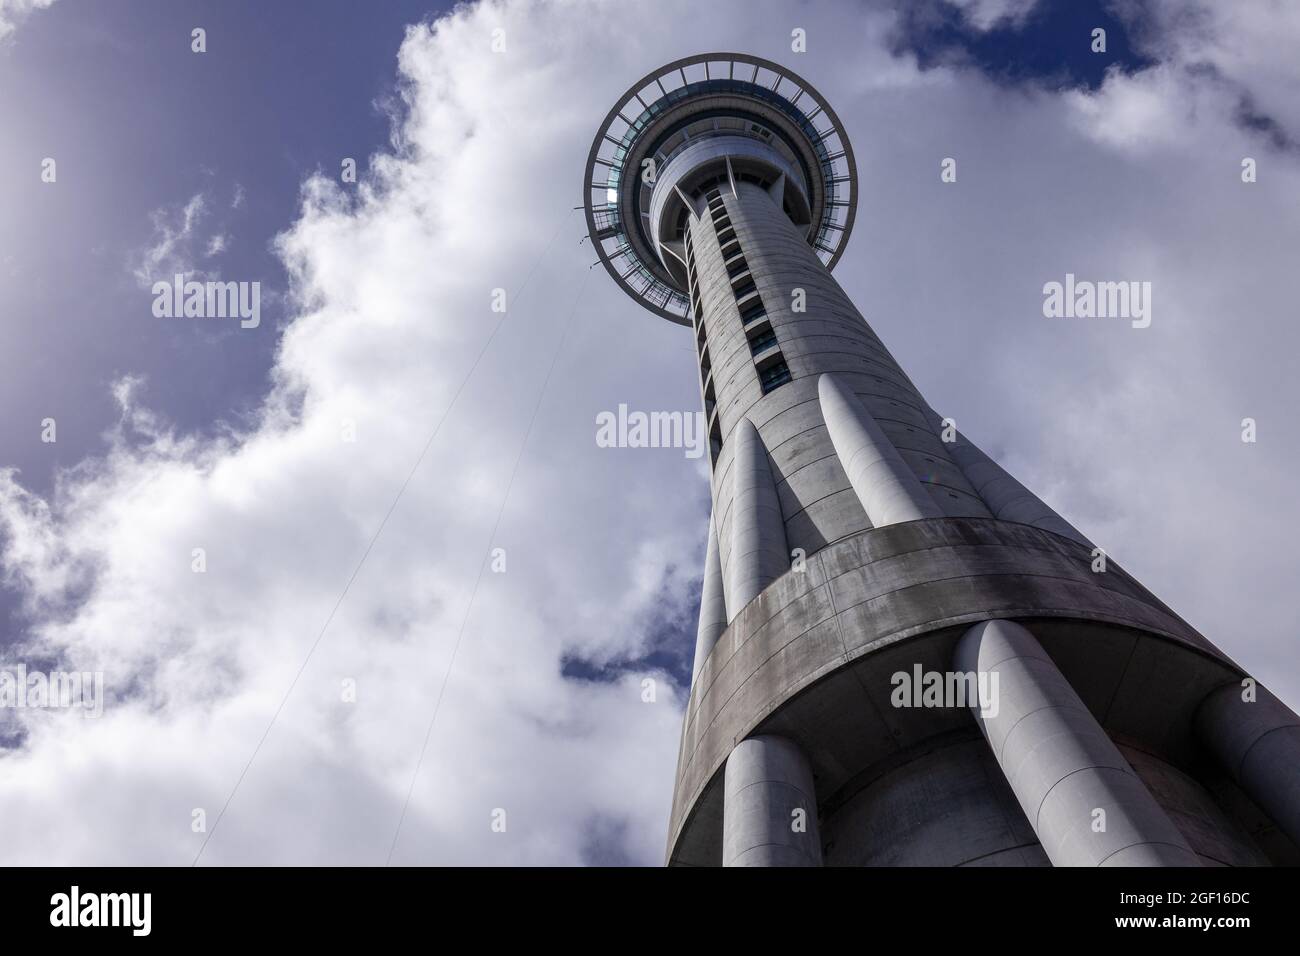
[955,619,1200,866]
[728,418,788,619]
[933,409,1090,546]
[819,372,943,526]
[1196,681,1300,847]
[722,736,822,867]
[692,511,728,682]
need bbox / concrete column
[692,511,728,683]
[819,373,942,527]
[722,735,822,866]
[728,418,788,619]
[1197,681,1300,847]
[956,619,1200,866]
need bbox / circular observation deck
[583,53,859,325]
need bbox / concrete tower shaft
[587,53,1300,868]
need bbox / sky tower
[583,52,1300,867]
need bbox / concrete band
[668,516,1233,865]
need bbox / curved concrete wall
[1118,742,1269,866]
[649,136,808,255]
[821,735,1049,866]
[1197,682,1300,848]
[669,517,1235,864]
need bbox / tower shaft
[585,53,1300,868]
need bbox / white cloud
[1,0,1298,866]
[130,191,211,286]
[1064,63,1197,154]
[1127,0,1300,140]
[948,0,1038,31]
[1066,1,1300,157]
[0,0,54,43]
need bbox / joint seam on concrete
[955,841,1043,867]
[1033,763,1142,834]
[1095,840,1194,867]
[994,700,1095,766]
[1235,723,1300,781]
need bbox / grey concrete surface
[931,408,1091,547]
[1118,742,1269,866]
[955,619,1200,866]
[821,734,1049,866]
[728,417,788,619]
[722,735,822,866]
[1197,681,1300,849]
[819,372,943,527]
[692,511,728,681]
[667,517,1236,864]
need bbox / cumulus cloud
[1,0,725,866]
[0,0,1297,865]
[1122,0,1300,145]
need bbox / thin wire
[191,209,577,866]
[384,267,592,866]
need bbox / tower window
[748,327,778,355]
[759,360,792,393]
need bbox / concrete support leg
[929,406,1090,546]
[818,373,942,527]
[1197,681,1300,847]
[728,418,788,619]
[722,735,822,867]
[955,620,1200,866]
[692,510,728,683]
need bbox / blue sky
[1,0,448,492]
[0,0,1298,866]
[893,0,1154,90]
